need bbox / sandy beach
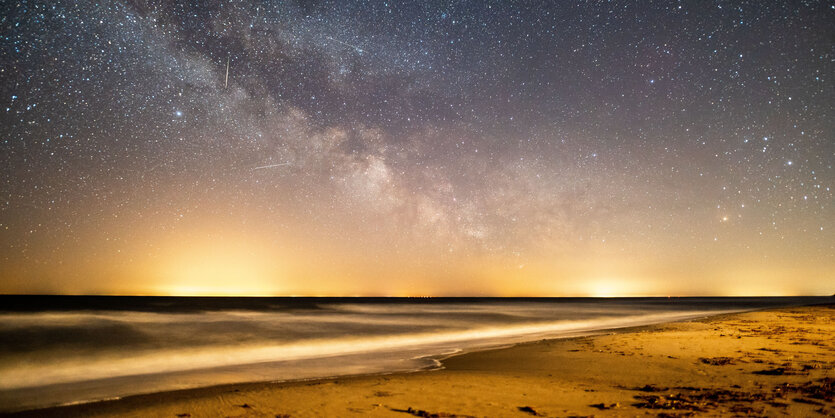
[8,304,833,417]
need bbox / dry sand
[7,304,833,417]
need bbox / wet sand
[7,304,833,417]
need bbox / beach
[8,303,832,417]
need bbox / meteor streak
[252,162,291,170]
[225,56,230,88]
[325,36,364,54]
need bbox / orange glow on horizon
[1,213,832,297]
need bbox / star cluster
[1,1,832,295]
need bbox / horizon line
[0,293,831,298]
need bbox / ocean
[0,296,827,412]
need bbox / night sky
[1,1,832,296]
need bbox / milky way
[1,1,832,295]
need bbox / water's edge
[4,309,738,414]
[2,297,829,414]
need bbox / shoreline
[5,303,834,417]
[0,309,743,413]
[0,325,634,414]
[1,311,733,413]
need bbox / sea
[0,296,828,412]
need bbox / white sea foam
[0,309,732,390]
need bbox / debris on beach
[589,402,619,410]
[753,367,793,375]
[634,384,668,392]
[628,378,834,414]
[729,404,763,414]
[517,405,540,415]
[699,357,735,366]
[632,393,709,412]
[774,377,833,402]
[390,406,472,417]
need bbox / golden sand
[11,305,833,417]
